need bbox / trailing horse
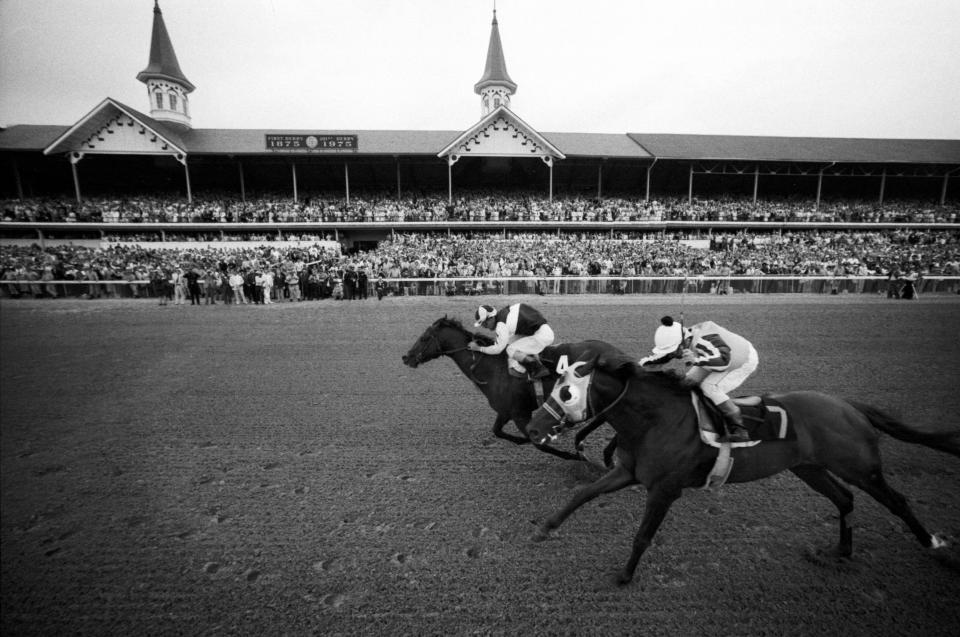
[524,344,960,585]
[401,316,620,461]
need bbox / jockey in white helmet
[640,316,758,442]
[468,303,555,379]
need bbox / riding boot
[716,399,750,443]
[507,359,527,378]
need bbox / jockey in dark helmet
[640,316,757,443]
[467,303,555,379]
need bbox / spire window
[169,93,178,112]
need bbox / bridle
[412,325,490,383]
[539,376,632,443]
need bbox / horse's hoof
[530,526,554,543]
[615,570,634,586]
[929,534,948,549]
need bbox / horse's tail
[847,400,960,458]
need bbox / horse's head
[526,349,637,445]
[402,316,473,368]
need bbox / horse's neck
[604,375,693,435]
[447,350,505,389]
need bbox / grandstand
[0,3,958,296]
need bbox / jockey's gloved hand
[467,341,480,351]
[681,350,698,366]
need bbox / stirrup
[720,426,750,443]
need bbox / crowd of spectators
[3,191,957,224]
[2,228,958,300]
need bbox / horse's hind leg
[790,465,854,557]
[848,469,943,549]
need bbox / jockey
[468,303,555,379]
[640,316,757,443]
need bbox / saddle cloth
[691,392,794,449]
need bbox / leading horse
[524,345,960,585]
[401,317,620,461]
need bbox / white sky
[1,0,958,138]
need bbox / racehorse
[524,345,960,585]
[401,317,619,461]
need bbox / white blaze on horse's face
[539,357,593,442]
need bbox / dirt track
[2,295,960,636]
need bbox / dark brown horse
[524,345,960,585]
[401,317,619,461]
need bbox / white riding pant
[685,344,758,404]
[506,324,555,370]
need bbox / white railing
[2,276,957,299]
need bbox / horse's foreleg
[618,485,681,586]
[531,464,635,542]
[790,465,854,557]
[493,415,529,446]
[602,436,618,468]
[574,419,606,452]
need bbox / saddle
[691,391,794,490]
[691,390,794,447]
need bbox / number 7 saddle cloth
[691,391,796,449]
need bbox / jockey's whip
[679,275,686,328]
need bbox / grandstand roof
[628,133,960,164]
[1,124,957,164]
[0,125,67,151]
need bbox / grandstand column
[396,157,401,200]
[879,168,886,205]
[942,169,958,205]
[688,164,694,205]
[292,162,299,203]
[597,163,603,199]
[11,159,24,199]
[447,155,460,204]
[645,158,657,202]
[753,165,759,204]
[175,154,192,203]
[542,155,554,201]
[238,160,246,202]
[344,162,350,206]
[68,151,84,204]
[816,162,835,211]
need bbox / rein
[420,327,486,385]
[546,377,632,439]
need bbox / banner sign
[265,134,358,151]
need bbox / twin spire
[135,3,517,127]
[137,1,194,129]
[474,9,517,117]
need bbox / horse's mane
[433,316,469,332]
[433,316,495,347]
[633,366,692,397]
